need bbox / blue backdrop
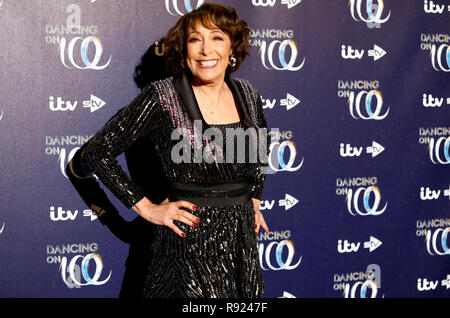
[1,0,449,298]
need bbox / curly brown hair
[162,3,250,76]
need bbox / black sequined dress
[80,73,269,298]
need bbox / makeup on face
[186,20,233,85]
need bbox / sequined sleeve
[80,84,162,209]
[251,89,271,201]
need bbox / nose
[200,39,212,55]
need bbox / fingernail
[181,233,186,237]
[196,218,200,223]
[255,225,257,229]
[193,205,198,211]
[192,222,198,227]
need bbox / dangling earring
[229,57,237,68]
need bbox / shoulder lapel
[173,73,209,132]
[225,75,257,129]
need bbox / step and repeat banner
[0,0,449,298]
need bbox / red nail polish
[181,233,186,237]
[196,218,200,223]
[192,222,197,227]
[193,206,198,211]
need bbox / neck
[191,75,229,101]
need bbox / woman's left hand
[252,198,269,235]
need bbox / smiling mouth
[197,59,218,68]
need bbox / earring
[229,57,237,68]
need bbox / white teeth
[199,60,218,67]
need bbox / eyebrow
[187,29,225,37]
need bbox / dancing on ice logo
[46,242,112,288]
[418,127,450,164]
[257,230,302,271]
[420,33,450,72]
[44,135,92,178]
[45,4,111,70]
[416,219,450,256]
[336,176,388,216]
[333,264,383,298]
[337,80,389,120]
[268,129,304,173]
[60,253,112,288]
[249,28,305,71]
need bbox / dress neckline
[173,73,256,133]
[209,120,243,126]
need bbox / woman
[72,3,270,298]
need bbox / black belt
[169,179,252,207]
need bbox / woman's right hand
[132,196,200,238]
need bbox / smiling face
[186,20,233,85]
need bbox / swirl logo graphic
[259,40,305,71]
[58,36,111,70]
[343,280,379,298]
[348,90,389,120]
[258,240,302,271]
[0,222,5,235]
[60,253,112,287]
[165,0,204,15]
[428,137,450,164]
[58,147,80,178]
[426,227,450,255]
[431,44,450,72]
[349,0,391,24]
[268,140,304,172]
[0,110,3,121]
[346,186,388,216]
